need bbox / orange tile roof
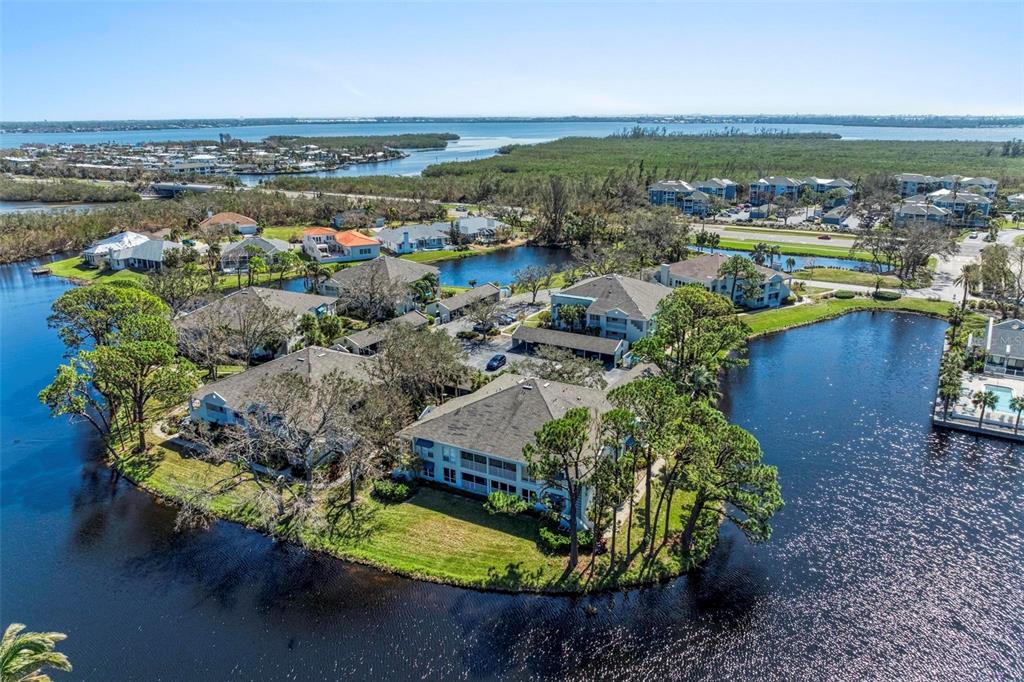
[303,227,338,236]
[200,212,256,227]
[334,229,380,247]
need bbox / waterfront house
[376,223,451,254]
[338,310,431,355]
[107,238,196,272]
[748,176,803,205]
[399,373,614,527]
[550,274,671,345]
[303,227,381,263]
[971,318,1024,376]
[455,216,507,243]
[189,346,376,426]
[175,286,338,359]
[219,236,293,273]
[321,255,440,314]
[199,211,259,235]
[427,283,502,323]
[654,254,791,309]
[81,231,150,267]
[1008,193,1024,210]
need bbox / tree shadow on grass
[117,448,164,481]
[403,486,540,544]
[484,561,549,590]
[323,491,381,544]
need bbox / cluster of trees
[523,285,783,572]
[39,281,201,456]
[0,177,139,203]
[852,220,959,281]
[968,243,1024,319]
[177,322,469,531]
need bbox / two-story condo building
[694,178,739,201]
[321,255,440,313]
[926,189,992,225]
[189,346,376,426]
[970,318,1024,377]
[654,254,792,309]
[551,274,671,346]
[648,179,736,214]
[939,175,999,198]
[175,287,338,359]
[892,199,951,226]
[303,227,381,263]
[399,374,614,527]
[895,173,942,198]
[748,176,803,205]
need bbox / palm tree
[954,263,980,309]
[277,250,300,288]
[785,256,796,273]
[1,623,72,682]
[303,262,330,294]
[1011,395,1024,434]
[751,242,770,266]
[971,390,998,427]
[769,245,781,269]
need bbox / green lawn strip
[399,244,511,264]
[742,297,953,337]
[715,237,876,261]
[793,268,913,289]
[260,226,307,242]
[123,438,712,592]
[47,256,146,283]
[718,225,856,240]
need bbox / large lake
[2,258,1022,679]
[5,120,1024,186]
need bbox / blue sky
[2,1,1022,121]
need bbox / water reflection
[2,259,1023,679]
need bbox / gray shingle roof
[221,236,292,257]
[987,319,1024,359]
[340,310,430,351]
[177,287,336,330]
[376,223,451,245]
[512,325,626,355]
[649,180,695,192]
[558,275,671,319]
[665,253,783,281]
[398,374,611,463]
[191,346,376,409]
[114,239,186,262]
[436,283,501,312]
[328,255,439,288]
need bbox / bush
[456,330,478,340]
[372,479,412,503]
[873,290,901,301]
[536,310,552,326]
[537,524,595,553]
[834,290,856,299]
[783,294,797,304]
[484,491,529,515]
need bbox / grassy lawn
[261,225,307,243]
[793,267,913,289]
[400,244,512,264]
[743,297,953,336]
[716,237,875,261]
[48,256,146,283]
[122,436,712,593]
[718,224,856,240]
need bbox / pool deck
[932,372,1024,441]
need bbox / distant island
[3,115,1023,135]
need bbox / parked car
[472,321,492,333]
[498,313,516,325]
[485,354,507,371]
[817,234,832,240]
[970,231,979,239]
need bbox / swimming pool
[985,384,1016,413]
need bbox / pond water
[2,259,1022,679]
[707,246,885,272]
[280,246,575,293]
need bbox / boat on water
[30,266,50,275]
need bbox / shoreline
[118,305,954,595]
